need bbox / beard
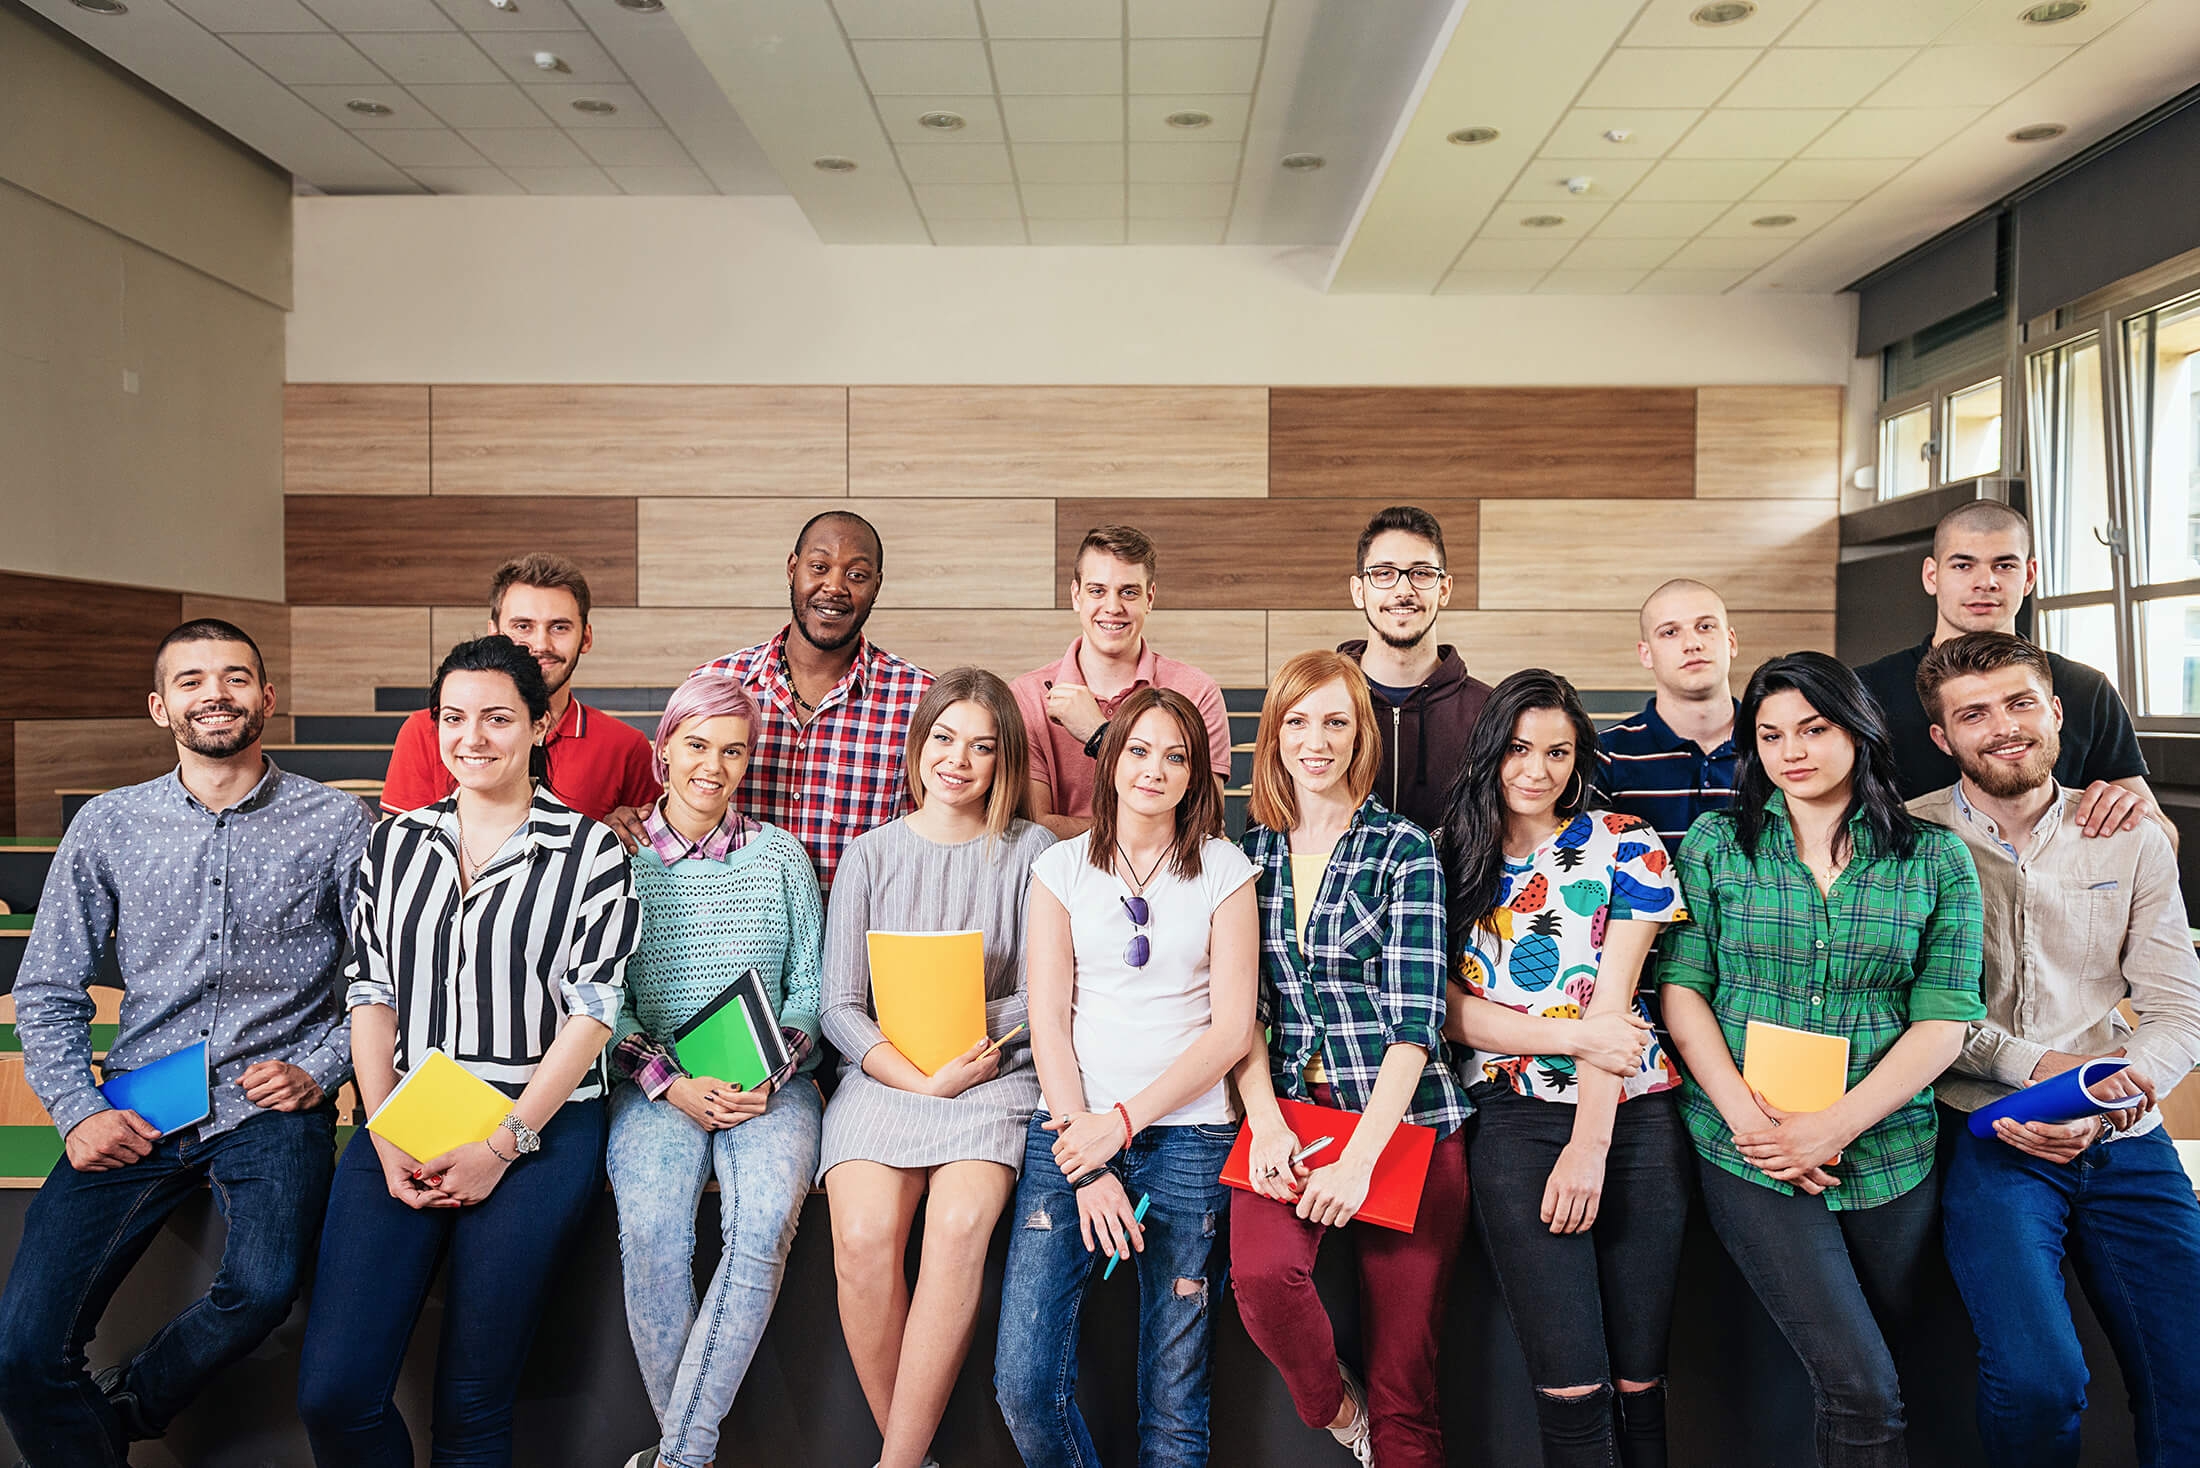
[789,584,869,654]
[1366,601,1433,652]
[1959,731,2060,798]
[173,702,266,759]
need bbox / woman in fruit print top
[1439,669,1692,1468]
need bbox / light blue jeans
[606,1076,823,1468]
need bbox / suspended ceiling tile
[1127,93,1251,140]
[990,39,1123,93]
[1590,199,1728,236]
[293,82,426,125]
[1939,0,2146,46]
[1457,236,1574,269]
[1749,154,1907,199]
[929,216,1030,241]
[1618,0,1813,48]
[403,165,524,192]
[578,0,775,194]
[349,30,503,84]
[851,38,994,93]
[1576,47,1754,108]
[301,0,454,29]
[1013,141,1126,180]
[1130,0,1270,39]
[1628,157,1781,200]
[831,0,982,39]
[1128,216,1228,243]
[1700,198,1847,235]
[1781,0,1980,49]
[913,181,1025,217]
[364,127,489,166]
[896,142,1016,182]
[1128,140,1243,181]
[472,31,628,85]
[1802,106,1980,158]
[1020,181,1124,216]
[172,0,324,31]
[1029,217,1128,242]
[1722,47,1911,107]
[1002,93,1124,141]
[1543,108,1703,156]
[1129,180,1235,216]
[225,32,387,84]
[406,81,553,126]
[1560,235,1683,269]
[572,127,697,166]
[1632,267,1749,292]
[1866,44,2074,109]
[524,81,661,125]
[878,95,1008,142]
[1507,157,1655,201]
[1535,268,1647,293]
[433,0,584,31]
[1669,108,1843,158]
[460,127,591,166]
[1436,269,1550,294]
[1480,203,1608,238]
[1663,234,1792,268]
[978,0,1121,39]
[604,163,717,193]
[1128,38,1264,93]
[504,163,620,192]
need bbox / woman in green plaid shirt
[1658,652,1984,1468]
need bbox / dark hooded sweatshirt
[1335,639,1493,843]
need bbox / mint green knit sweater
[613,822,825,1073]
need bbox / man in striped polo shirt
[1598,578,1741,853]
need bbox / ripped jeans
[993,1114,1237,1468]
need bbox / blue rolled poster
[1967,1057,2132,1139]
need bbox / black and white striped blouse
[346,788,639,1101]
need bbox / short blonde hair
[1248,652,1382,831]
[902,667,1031,840]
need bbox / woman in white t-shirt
[993,687,1260,1468]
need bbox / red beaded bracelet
[1113,1101,1135,1149]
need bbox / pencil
[1103,1192,1151,1280]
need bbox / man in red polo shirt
[378,552,659,821]
[1011,524,1231,839]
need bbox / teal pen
[1103,1193,1151,1280]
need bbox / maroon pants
[1229,1131,1470,1468]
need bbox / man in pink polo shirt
[1011,524,1233,839]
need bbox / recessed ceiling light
[1562,176,1592,195]
[69,0,128,13]
[918,111,966,132]
[531,50,567,72]
[2020,0,2086,22]
[345,98,394,116]
[1281,153,1324,171]
[614,0,663,9]
[1602,128,1634,144]
[570,98,618,116]
[1752,213,1798,228]
[487,0,516,10]
[812,156,858,172]
[1447,126,1500,146]
[2008,122,2068,142]
[1690,1,1755,24]
[1522,214,1565,228]
[1166,110,1213,130]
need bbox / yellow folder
[1743,1020,1851,1114]
[365,1049,511,1163]
[867,929,987,1077]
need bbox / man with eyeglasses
[1335,506,1491,839]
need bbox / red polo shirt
[1009,638,1232,819]
[378,698,660,821]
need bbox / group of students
[2,500,2197,1468]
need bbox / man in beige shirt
[1909,631,2200,1468]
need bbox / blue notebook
[98,1042,212,1136]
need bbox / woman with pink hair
[604,670,827,1468]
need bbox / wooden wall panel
[849,388,1267,498]
[1478,499,1837,611]
[286,495,637,607]
[15,719,174,835]
[431,387,848,498]
[1053,499,1477,611]
[430,606,788,690]
[1266,610,1837,687]
[0,725,13,838]
[290,607,431,712]
[0,572,180,721]
[864,609,1268,686]
[1696,387,1843,499]
[1269,388,1697,500]
[637,498,1054,608]
[282,385,429,496]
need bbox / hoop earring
[1562,767,1584,811]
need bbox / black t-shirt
[1852,638,2148,800]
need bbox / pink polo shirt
[1009,638,1233,819]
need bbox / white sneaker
[1328,1363,1373,1466]
[620,1452,655,1468]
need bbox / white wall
[289,195,1856,387]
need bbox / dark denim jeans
[0,1105,336,1468]
[993,1115,1236,1468]
[296,1097,605,1468]
[1697,1157,1940,1468]
[1942,1118,2200,1468]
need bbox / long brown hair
[1249,651,1382,832]
[1087,686,1222,880]
[902,666,1032,840]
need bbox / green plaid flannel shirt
[1241,801,1468,1137]
[1657,796,1984,1209]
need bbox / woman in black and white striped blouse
[298,635,639,1468]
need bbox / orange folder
[1219,1097,1438,1233]
[867,929,987,1076]
[1742,1019,1851,1114]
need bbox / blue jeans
[1942,1119,2200,1468]
[606,1078,822,1468]
[0,1105,334,1468]
[994,1115,1236,1468]
[1697,1157,1940,1468]
[296,1098,606,1468]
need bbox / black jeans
[1470,1086,1690,1468]
[1696,1156,1940,1468]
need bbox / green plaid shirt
[1241,801,1468,1137]
[1656,796,1985,1209]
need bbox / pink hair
[652,671,759,784]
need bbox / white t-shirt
[1029,832,1258,1127]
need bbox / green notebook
[672,969,789,1092]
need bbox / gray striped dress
[817,816,1055,1178]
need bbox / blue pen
[1103,1193,1151,1280]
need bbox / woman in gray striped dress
[818,667,1055,1468]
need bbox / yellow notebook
[365,1049,511,1163]
[867,929,987,1077]
[1743,1020,1851,1114]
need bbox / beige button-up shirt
[1910,782,2200,1130]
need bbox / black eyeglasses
[1359,564,1445,591]
[1120,894,1150,968]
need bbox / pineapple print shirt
[1459,810,1685,1105]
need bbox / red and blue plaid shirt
[696,627,933,897]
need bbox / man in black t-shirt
[1853,500,2172,845]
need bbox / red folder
[1219,1097,1438,1233]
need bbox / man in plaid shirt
[609,511,932,895]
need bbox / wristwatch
[499,1112,542,1157]
[1083,721,1111,760]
